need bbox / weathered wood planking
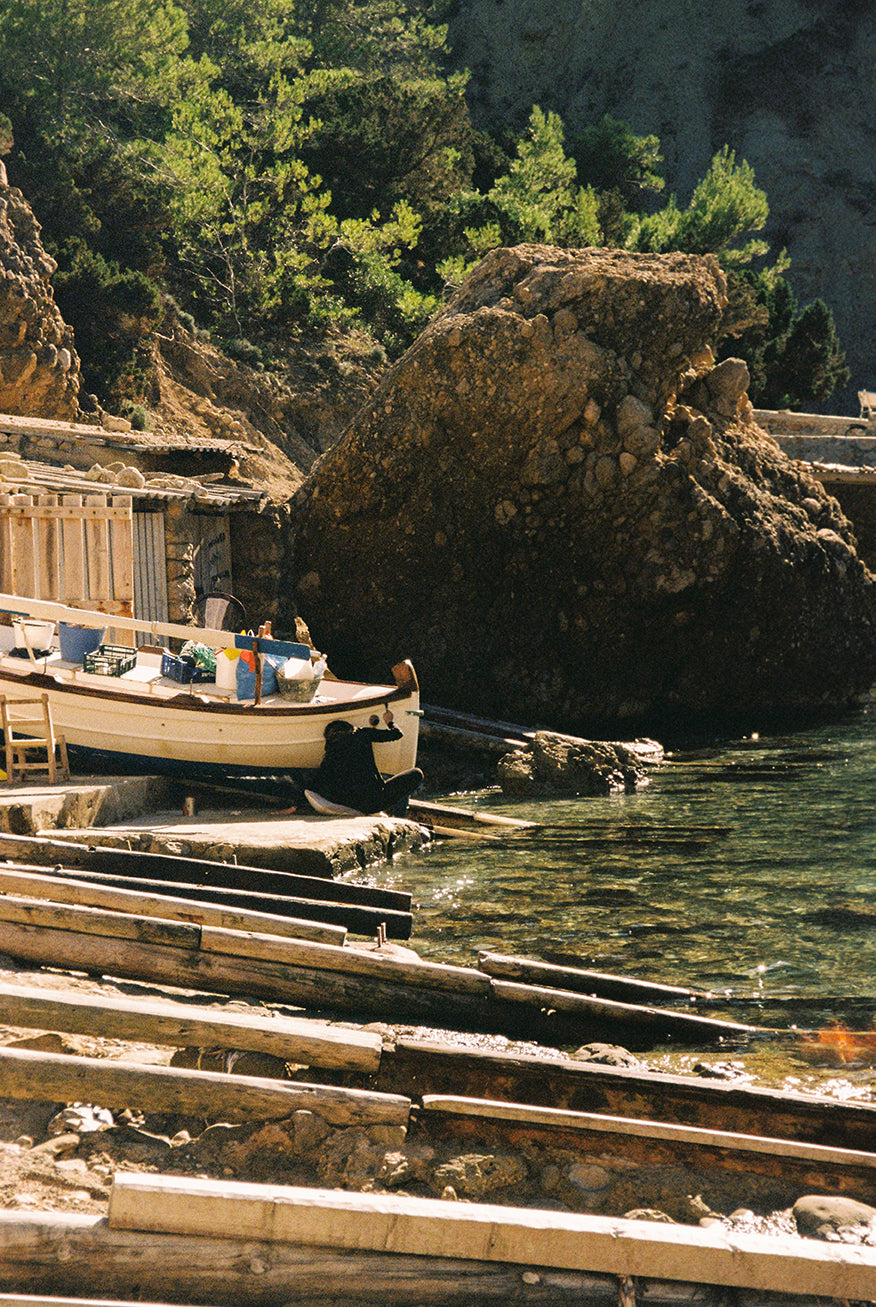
[0,492,134,613]
[0,1048,409,1127]
[0,921,492,1028]
[0,982,382,1074]
[0,895,486,995]
[0,864,346,945]
[0,862,412,939]
[419,1094,876,1210]
[0,833,411,909]
[106,1174,876,1300]
[377,1038,876,1151]
[0,1209,648,1306]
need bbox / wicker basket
[275,671,321,702]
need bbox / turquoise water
[373,693,876,1051]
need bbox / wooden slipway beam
[107,1174,876,1300]
[0,864,347,946]
[0,1048,409,1128]
[0,1210,652,1307]
[0,981,382,1074]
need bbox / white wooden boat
[0,594,420,781]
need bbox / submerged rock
[290,244,876,731]
[497,732,647,797]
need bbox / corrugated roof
[0,455,268,511]
[0,411,258,456]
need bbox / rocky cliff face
[449,0,876,409]
[0,162,81,419]
[290,244,876,733]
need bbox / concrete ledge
[0,775,429,875]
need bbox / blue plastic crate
[161,653,214,684]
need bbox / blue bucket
[59,621,106,663]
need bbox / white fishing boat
[0,594,420,781]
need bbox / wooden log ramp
[0,891,764,1047]
[0,1210,813,1307]
[0,834,414,938]
[6,977,876,1157]
[101,1174,876,1302]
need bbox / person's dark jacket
[313,724,402,813]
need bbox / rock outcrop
[0,161,80,419]
[290,244,876,733]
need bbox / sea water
[363,691,876,1094]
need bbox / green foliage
[720,268,849,409]
[634,146,769,266]
[571,114,665,207]
[53,243,162,401]
[0,1,850,407]
[441,106,601,285]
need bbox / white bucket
[13,618,56,649]
[215,648,240,691]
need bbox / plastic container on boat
[215,647,240,692]
[58,621,105,662]
[12,618,56,649]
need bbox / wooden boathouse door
[0,490,135,617]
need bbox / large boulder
[289,244,876,732]
[0,161,81,419]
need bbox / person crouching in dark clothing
[314,710,423,815]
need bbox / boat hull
[0,660,420,781]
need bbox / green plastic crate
[82,644,137,676]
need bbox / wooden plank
[0,1210,639,1307]
[110,495,135,610]
[0,833,411,909]
[0,1048,410,1127]
[15,862,413,939]
[0,921,491,1029]
[378,1039,876,1151]
[35,494,61,601]
[420,1095,876,1201]
[84,494,111,606]
[478,951,704,1005]
[0,891,467,992]
[59,497,86,608]
[0,1296,204,1307]
[0,496,12,594]
[0,895,200,949]
[196,926,492,996]
[106,1174,876,1299]
[8,496,35,597]
[489,978,761,1043]
[0,982,382,1074]
[0,865,347,946]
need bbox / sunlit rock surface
[290,244,876,732]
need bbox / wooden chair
[0,693,70,785]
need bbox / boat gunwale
[0,664,416,717]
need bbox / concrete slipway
[0,773,430,878]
